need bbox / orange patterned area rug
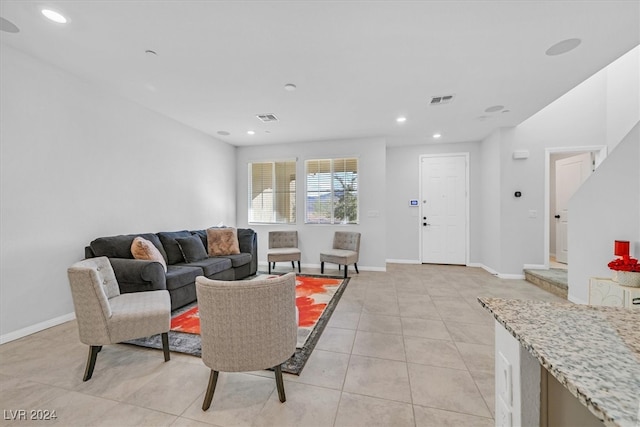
[125,273,350,374]
[170,274,345,349]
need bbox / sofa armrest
[237,228,258,275]
[109,258,167,294]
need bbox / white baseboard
[466,262,485,269]
[497,273,526,280]
[523,264,548,270]
[568,294,588,305]
[472,263,499,276]
[0,312,76,345]
[468,263,525,279]
[386,259,421,265]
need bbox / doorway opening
[419,153,469,265]
[544,146,607,269]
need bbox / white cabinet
[589,278,640,309]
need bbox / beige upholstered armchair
[320,231,361,278]
[67,256,171,381]
[196,272,297,410]
[267,231,301,274]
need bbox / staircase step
[524,268,568,299]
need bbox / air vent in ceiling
[256,113,279,122]
[429,95,455,105]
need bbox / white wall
[385,141,482,264]
[0,46,237,340]
[606,46,640,150]
[568,123,640,303]
[479,130,502,272]
[235,137,386,271]
[478,46,640,276]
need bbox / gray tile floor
[0,264,565,426]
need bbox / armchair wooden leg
[83,345,101,381]
[202,370,219,411]
[161,332,170,362]
[297,261,301,273]
[269,261,272,274]
[344,265,348,278]
[354,263,359,274]
[291,261,295,269]
[274,365,286,402]
[321,261,324,274]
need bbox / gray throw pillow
[175,235,209,263]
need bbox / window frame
[304,157,359,225]
[247,159,297,224]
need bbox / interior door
[555,152,592,264]
[420,155,467,265]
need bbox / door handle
[423,223,430,226]
[554,215,560,219]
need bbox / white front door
[555,152,592,264]
[420,155,467,265]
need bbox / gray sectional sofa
[85,228,257,310]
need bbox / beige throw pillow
[207,227,240,256]
[131,236,168,272]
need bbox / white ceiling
[1,1,638,147]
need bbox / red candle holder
[614,240,630,258]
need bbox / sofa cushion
[157,231,192,265]
[91,233,167,262]
[165,265,202,292]
[175,235,208,263]
[216,253,252,268]
[175,257,232,277]
[237,228,256,253]
[131,237,168,272]
[207,227,240,256]
[190,229,208,248]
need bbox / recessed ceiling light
[0,17,20,33]
[485,105,504,113]
[247,130,255,135]
[41,9,67,24]
[433,133,442,139]
[545,38,581,56]
[217,131,230,136]
[284,83,297,91]
[396,117,407,123]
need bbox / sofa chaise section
[85,228,257,310]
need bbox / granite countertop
[478,297,640,427]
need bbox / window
[248,160,296,223]
[305,158,358,224]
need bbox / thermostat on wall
[409,199,419,206]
